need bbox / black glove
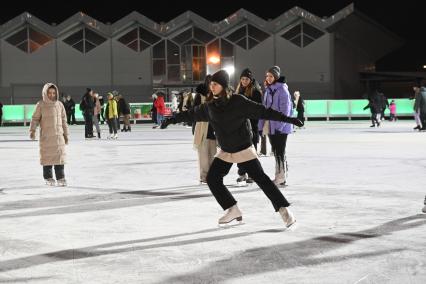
[160,118,176,129]
[281,115,304,127]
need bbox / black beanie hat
[267,66,281,80]
[240,68,253,81]
[211,70,229,89]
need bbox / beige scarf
[193,96,210,149]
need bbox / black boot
[97,132,101,139]
[127,126,131,132]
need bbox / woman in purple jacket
[258,66,293,186]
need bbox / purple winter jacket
[258,78,293,135]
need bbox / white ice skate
[45,178,55,186]
[279,207,296,228]
[112,134,118,139]
[57,178,67,187]
[218,205,243,225]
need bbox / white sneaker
[45,178,55,186]
[279,207,296,228]
[218,205,242,224]
[57,178,67,187]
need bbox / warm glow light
[223,65,235,75]
[208,55,220,64]
[423,65,426,69]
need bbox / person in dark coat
[117,95,131,132]
[151,94,158,125]
[161,70,303,227]
[293,91,305,127]
[64,95,76,125]
[0,101,3,126]
[80,88,95,138]
[419,86,426,131]
[235,68,262,184]
[364,90,384,127]
[99,95,105,124]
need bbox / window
[6,26,52,53]
[153,40,166,78]
[172,27,215,45]
[118,27,161,52]
[226,24,269,50]
[167,40,180,81]
[281,22,324,48]
[63,27,107,53]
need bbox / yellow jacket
[107,99,118,119]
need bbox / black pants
[371,112,380,126]
[420,112,426,130]
[0,114,2,126]
[83,112,93,137]
[107,118,118,134]
[207,158,290,212]
[67,111,76,125]
[100,108,105,122]
[269,133,288,172]
[297,111,305,124]
[43,165,65,180]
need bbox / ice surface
[0,121,425,283]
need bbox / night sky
[1,0,425,72]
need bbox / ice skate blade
[286,219,297,229]
[218,220,244,228]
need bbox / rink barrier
[0,99,415,125]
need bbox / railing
[0,100,415,125]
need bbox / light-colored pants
[92,115,100,134]
[414,111,422,127]
[157,114,164,126]
[197,139,217,182]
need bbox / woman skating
[161,70,303,227]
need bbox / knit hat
[211,70,229,89]
[240,68,253,81]
[267,66,281,80]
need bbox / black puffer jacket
[174,93,295,153]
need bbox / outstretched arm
[161,104,209,128]
[239,95,303,126]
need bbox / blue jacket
[258,77,293,135]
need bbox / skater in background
[105,92,118,139]
[92,93,102,139]
[381,93,389,121]
[151,93,158,126]
[153,92,166,129]
[29,83,68,186]
[171,91,179,116]
[419,84,426,131]
[80,88,95,139]
[364,89,383,127]
[293,90,305,128]
[412,85,422,130]
[161,70,303,227]
[389,100,397,121]
[193,75,216,184]
[235,68,262,184]
[0,101,3,126]
[64,95,76,125]
[99,95,105,124]
[258,66,294,186]
[117,94,131,132]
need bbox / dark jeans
[107,118,118,134]
[297,111,305,124]
[67,111,76,125]
[207,158,290,212]
[43,165,65,180]
[269,133,288,172]
[83,112,93,137]
[420,112,426,130]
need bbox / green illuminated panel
[305,100,328,116]
[2,105,25,120]
[329,100,349,116]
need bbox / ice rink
[1,121,425,284]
